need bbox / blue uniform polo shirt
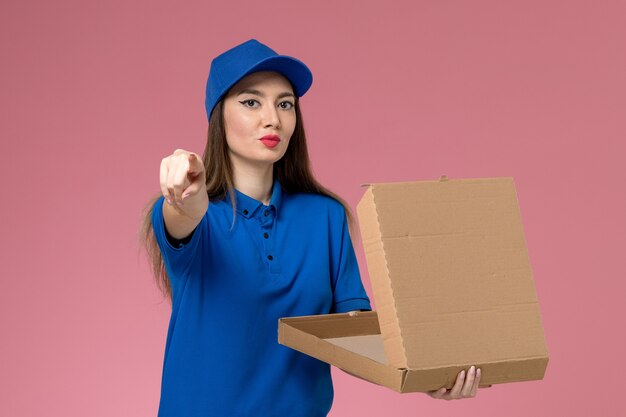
[152,178,372,417]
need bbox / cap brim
[242,55,313,97]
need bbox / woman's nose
[262,105,281,129]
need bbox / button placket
[259,206,280,273]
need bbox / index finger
[448,369,466,399]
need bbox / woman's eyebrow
[236,88,295,99]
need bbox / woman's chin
[257,147,288,163]
[232,153,285,168]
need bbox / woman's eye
[239,99,259,108]
[279,101,294,110]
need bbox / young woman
[141,39,482,417]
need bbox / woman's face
[222,71,297,169]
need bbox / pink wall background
[1,0,624,415]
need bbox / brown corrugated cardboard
[278,177,549,392]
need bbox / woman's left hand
[427,366,484,400]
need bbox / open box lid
[356,176,548,370]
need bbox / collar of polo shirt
[225,177,283,219]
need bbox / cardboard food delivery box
[278,176,549,393]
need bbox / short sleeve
[151,196,207,278]
[330,204,372,314]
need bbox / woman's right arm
[159,149,209,240]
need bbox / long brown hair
[140,92,357,302]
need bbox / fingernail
[460,370,466,379]
[470,365,476,374]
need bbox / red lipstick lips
[259,134,281,148]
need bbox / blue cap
[205,39,313,121]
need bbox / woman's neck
[231,160,274,205]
